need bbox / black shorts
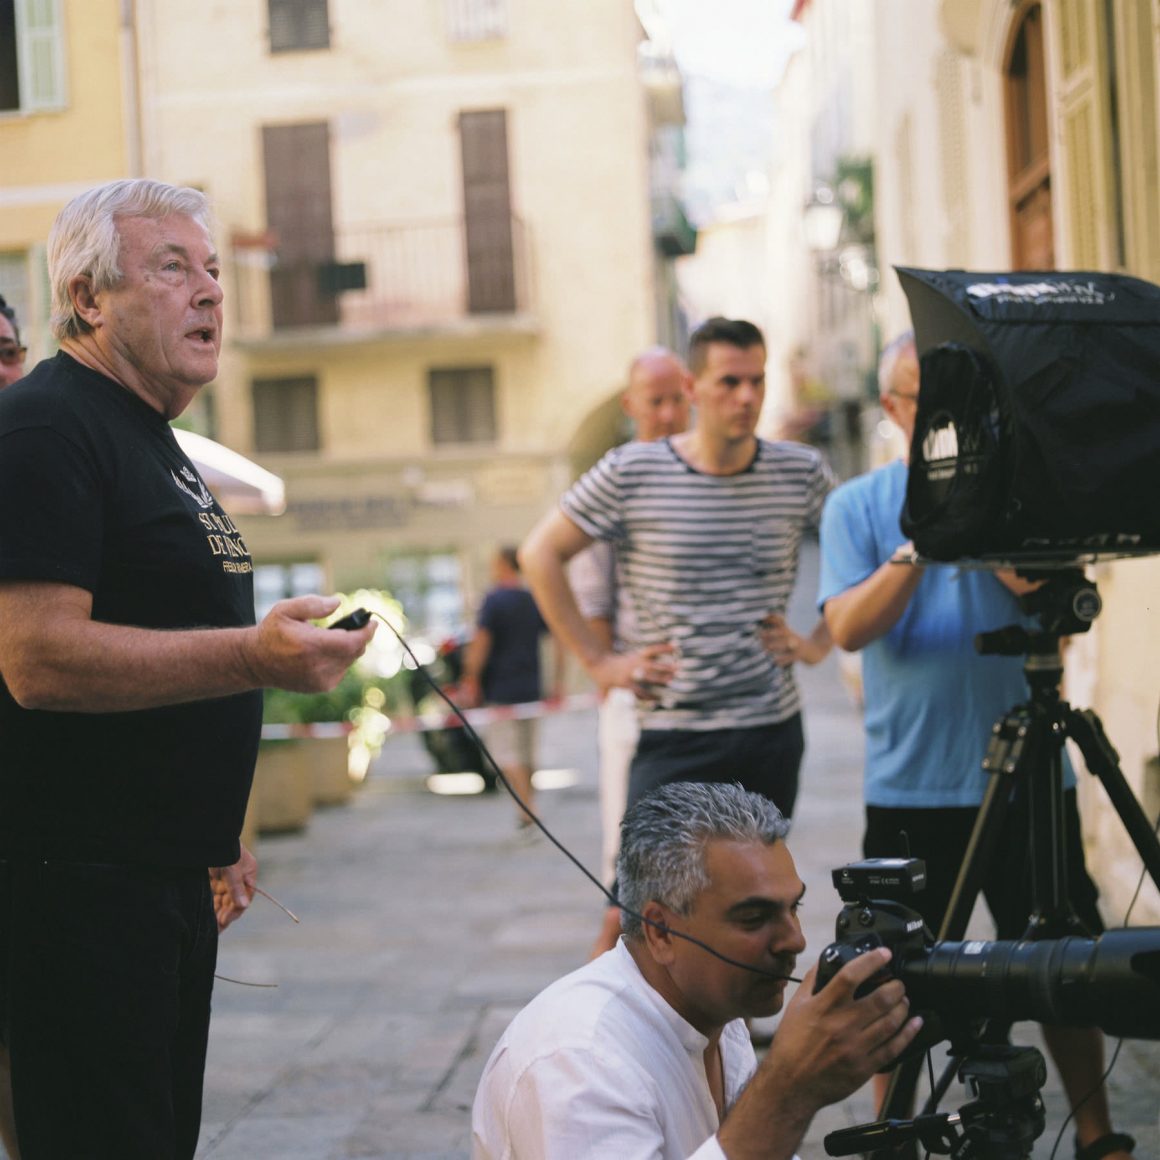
[627,714,804,819]
[863,787,1103,940]
[0,858,218,1159]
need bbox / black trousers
[627,714,805,819]
[863,787,1103,940]
[0,858,218,1160]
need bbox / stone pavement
[178,542,1159,1159]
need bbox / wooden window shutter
[1046,0,1116,268]
[262,122,339,329]
[16,0,66,111]
[268,0,330,53]
[1111,0,1160,279]
[252,376,320,453]
[428,366,497,444]
[459,110,517,314]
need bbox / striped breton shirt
[561,436,836,732]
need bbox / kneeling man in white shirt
[472,780,922,1159]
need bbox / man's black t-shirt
[0,353,263,868]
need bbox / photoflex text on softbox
[896,267,1160,563]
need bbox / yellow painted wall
[0,0,128,246]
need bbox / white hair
[48,179,214,341]
[877,330,916,396]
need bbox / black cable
[371,609,802,985]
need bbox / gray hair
[877,330,916,396]
[48,179,214,341]
[617,781,789,940]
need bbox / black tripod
[831,1044,1048,1159]
[871,571,1160,1158]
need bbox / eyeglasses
[889,389,919,402]
[0,344,27,367]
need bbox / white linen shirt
[471,940,759,1159]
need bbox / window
[252,375,320,453]
[254,561,325,620]
[268,0,329,53]
[385,552,465,638]
[0,0,67,113]
[0,247,51,362]
[445,0,507,43]
[428,366,496,445]
[0,252,29,334]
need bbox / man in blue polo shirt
[817,331,1134,1160]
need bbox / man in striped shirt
[520,317,834,820]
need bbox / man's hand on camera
[770,947,921,1106]
[717,947,922,1160]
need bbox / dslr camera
[815,858,1160,1157]
[815,857,1160,1043]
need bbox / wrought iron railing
[229,215,532,341]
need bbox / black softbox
[896,267,1160,563]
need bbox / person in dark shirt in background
[462,546,561,831]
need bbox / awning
[173,428,286,516]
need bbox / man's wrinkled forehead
[699,836,801,903]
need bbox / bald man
[569,349,691,952]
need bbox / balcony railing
[229,215,534,343]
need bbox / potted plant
[251,591,408,831]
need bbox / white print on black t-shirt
[197,510,252,574]
[171,464,214,509]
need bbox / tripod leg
[871,716,1024,1153]
[1068,707,1160,888]
[1022,709,1080,935]
[941,752,1018,940]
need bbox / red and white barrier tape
[260,691,598,741]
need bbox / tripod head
[824,1044,1047,1159]
[976,569,1101,658]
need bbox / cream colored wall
[871,1,964,333]
[1074,558,1160,921]
[136,0,655,602]
[137,0,653,460]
